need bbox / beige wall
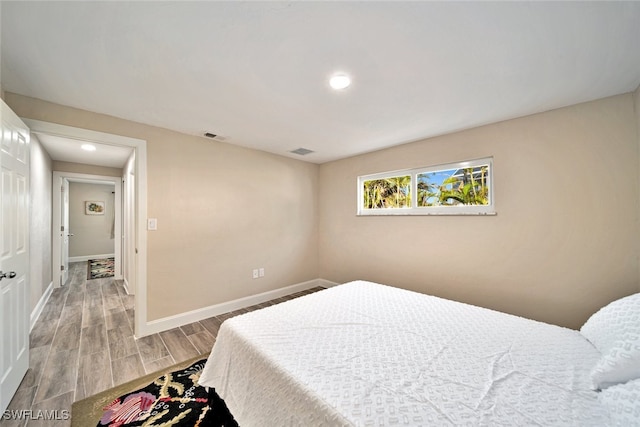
[68,182,115,258]
[9,90,638,328]
[319,94,639,329]
[29,134,53,311]
[6,92,319,321]
[53,161,122,177]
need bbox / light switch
[148,218,158,230]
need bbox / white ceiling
[34,133,132,169]
[2,1,640,164]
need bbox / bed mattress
[199,280,610,426]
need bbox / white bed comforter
[199,281,610,426]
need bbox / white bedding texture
[199,281,638,426]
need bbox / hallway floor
[1,262,322,426]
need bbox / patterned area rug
[72,358,237,427]
[88,257,115,279]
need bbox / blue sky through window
[417,169,456,206]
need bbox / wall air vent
[290,148,314,156]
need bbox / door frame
[22,119,149,337]
[60,177,69,286]
[52,171,122,284]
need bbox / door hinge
[61,225,65,232]
[60,265,65,271]
[61,185,65,192]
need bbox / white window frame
[357,157,495,216]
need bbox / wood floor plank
[200,316,222,337]
[80,324,108,356]
[2,383,36,427]
[50,321,81,352]
[29,320,57,349]
[29,391,74,427]
[33,348,79,403]
[59,303,83,324]
[143,356,176,375]
[77,350,112,400]
[20,345,49,389]
[105,311,129,330]
[122,294,135,310]
[101,281,120,297]
[64,290,84,307]
[112,354,145,386]
[187,330,216,355]
[106,323,133,341]
[216,312,236,323]
[159,328,199,362]
[180,321,205,336]
[125,309,134,329]
[103,294,123,311]
[136,334,169,364]
[109,334,139,360]
[81,302,104,327]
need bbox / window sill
[357,211,497,217]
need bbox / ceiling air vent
[203,132,227,142]
[290,148,314,156]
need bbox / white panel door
[61,178,69,286]
[0,100,30,413]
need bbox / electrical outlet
[252,269,259,279]
[259,268,265,277]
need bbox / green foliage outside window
[362,175,411,209]
[417,166,489,207]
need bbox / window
[357,157,494,216]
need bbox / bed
[199,280,640,426]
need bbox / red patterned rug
[97,359,237,426]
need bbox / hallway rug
[71,356,238,427]
[87,257,115,279]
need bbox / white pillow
[598,378,640,426]
[580,293,640,389]
[591,333,640,389]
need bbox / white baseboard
[122,278,134,295]
[317,278,340,288]
[69,253,115,263]
[30,281,54,331]
[138,278,330,337]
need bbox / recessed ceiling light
[329,73,351,90]
[81,144,96,152]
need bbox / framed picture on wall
[85,201,105,215]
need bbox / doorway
[23,119,148,337]
[53,172,122,286]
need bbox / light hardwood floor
[1,262,322,426]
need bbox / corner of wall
[635,85,640,292]
[0,1,3,102]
